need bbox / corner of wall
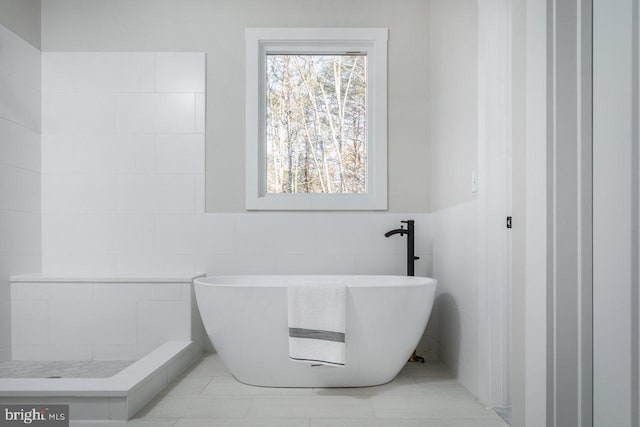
[0,23,42,362]
[0,0,41,50]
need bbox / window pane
[265,54,367,194]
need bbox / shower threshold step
[0,341,200,421]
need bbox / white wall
[40,51,436,354]
[428,0,482,398]
[0,24,41,362]
[40,0,431,213]
[428,0,478,212]
[429,0,514,409]
[431,200,480,395]
[0,0,41,50]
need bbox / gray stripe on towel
[289,328,345,343]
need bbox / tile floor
[69,353,509,426]
[0,360,134,378]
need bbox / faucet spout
[384,228,407,238]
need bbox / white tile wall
[10,167,40,213]
[74,135,115,173]
[41,52,208,278]
[49,299,96,344]
[431,200,480,397]
[9,212,40,255]
[41,92,76,133]
[41,53,76,93]
[42,173,115,214]
[113,215,156,254]
[195,93,206,133]
[138,300,191,345]
[74,93,116,133]
[41,134,74,173]
[112,134,155,174]
[115,93,156,133]
[0,212,11,255]
[11,300,48,345]
[0,301,11,362]
[0,24,42,362]
[155,175,197,213]
[10,280,194,361]
[10,125,40,172]
[155,134,205,174]
[93,300,138,344]
[155,93,196,133]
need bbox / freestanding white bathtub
[194,275,437,387]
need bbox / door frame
[523,0,594,426]
[477,0,514,408]
[593,0,639,425]
[523,1,548,423]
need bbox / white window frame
[245,27,388,210]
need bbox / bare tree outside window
[265,54,367,194]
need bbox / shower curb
[0,340,201,420]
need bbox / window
[245,28,388,210]
[266,53,367,195]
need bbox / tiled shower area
[41,51,206,275]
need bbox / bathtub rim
[194,274,437,288]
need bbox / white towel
[287,282,346,367]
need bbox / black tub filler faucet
[384,219,420,277]
[384,219,424,363]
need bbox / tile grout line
[367,394,378,419]
[242,395,257,419]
